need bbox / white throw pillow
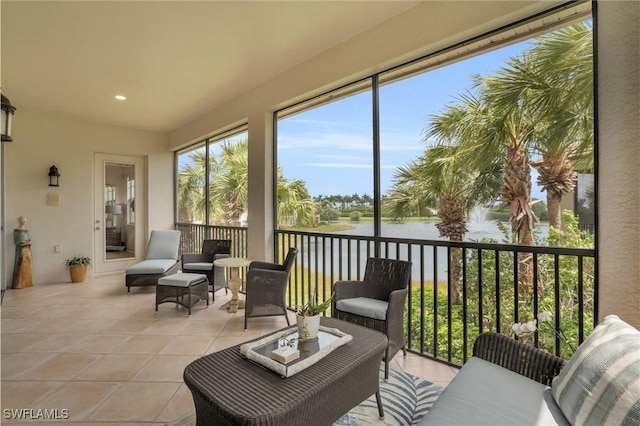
[550,314,640,425]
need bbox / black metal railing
[175,223,596,367]
[176,223,248,259]
[275,229,596,367]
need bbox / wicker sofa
[422,315,640,425]
[423,332,566,425]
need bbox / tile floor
[1,275,458,425]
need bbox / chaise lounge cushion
[145,230,181,260]
[550,315,640,425]
[424,357,569,426]
[126,259,179,275]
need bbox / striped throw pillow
[550,315,640,425]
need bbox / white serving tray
[239,325,352,378]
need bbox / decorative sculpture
[12,216,33,289]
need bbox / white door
[94,153,146,274]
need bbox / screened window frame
[175,123,248,226]
[273,0,592,245]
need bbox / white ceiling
[1,1,419,133]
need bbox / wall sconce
[48,165,60,187]
[1,93,17,142]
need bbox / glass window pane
[177,143,207,224]
[379,20,594,248]
[208,131,248,226]
[277,82,373,235]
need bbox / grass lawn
[283,216,441,233]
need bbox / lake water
[339,220,527,242]
[300,220,550,280]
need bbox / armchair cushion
[182,253,208,264]
[335,297,388,320]
[182,262,213,271]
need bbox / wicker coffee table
[183,317,388,426]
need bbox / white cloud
[279,131,372,151]
[305,162,372,169]
[304,162,398,170]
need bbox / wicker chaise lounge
[126,230,181,292]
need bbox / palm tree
[387,144,501,303]
[209,140,249,225]
[426,22,593,291]
[481,22,594,230]
[277,169,317,227]
[429,90,539,244]
[177,138,317,228]
[424,88,541,293]
[385,161,435,221]
[177,149,207,223]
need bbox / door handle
[95,226,101,231]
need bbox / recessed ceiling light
[115,95,127,101]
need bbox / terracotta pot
[69,265,87,283]
[296,314,320,340]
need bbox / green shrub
[405,211,595,363]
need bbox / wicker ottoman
[156,273,209,315]
[183,317,388,426]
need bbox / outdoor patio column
[596,1,640,328]
[246,111,275,263]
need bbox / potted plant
[64,255,92,283]
[295,293,333,341]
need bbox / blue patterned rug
[167,366,442,426]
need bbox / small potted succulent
[64,255,92,283]
[295,293,333,341]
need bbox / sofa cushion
[335,297,388,320]
[550,315,640,425]
[126,259,178,275]
[423,357,569,426]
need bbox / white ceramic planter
[296,314,320,340]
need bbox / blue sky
[277,38,547,202]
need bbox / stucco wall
[596,1,640,327]
[3,108,172,285]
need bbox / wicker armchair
[181,239,231,301]
[244,247,298,330]
[472,332,565,386]
[332,257,412,379]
